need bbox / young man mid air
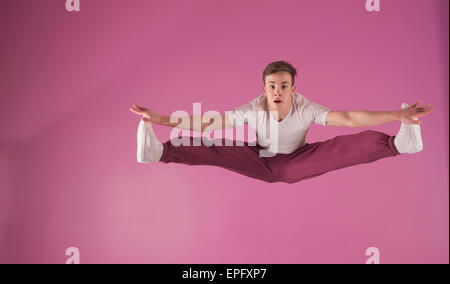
[129,61,434,184]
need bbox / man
[129,61,434,183]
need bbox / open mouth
[274,100,282,104]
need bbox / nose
[273,87,281,94]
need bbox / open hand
[398,100,434,124]
[129,104,163,125]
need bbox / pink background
[0,0,448,264]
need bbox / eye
[282,85,287,89]
[270,85,275,89]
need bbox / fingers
[411,99,421,108]
[415,103,430,109]
[129,105,154,122]
[408,101,434,117]
[415,108,434,117]
[417,107,433,113]
[129,108,142,115]
[415,103,434,114]
[133,104,148,110]
[129,104,149,114]
[415,103,432,110]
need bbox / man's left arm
[326,100,434,127]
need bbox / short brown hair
[262,61,297,86]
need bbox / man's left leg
[272,130,401,184]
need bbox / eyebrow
[268,81,289,84]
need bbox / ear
[262,85,266,96]
[292,85,296,93]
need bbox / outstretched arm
[326,100,434,127]
[129,104,233,132]
[159,113,232,132]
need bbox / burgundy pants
[159,130,400,184]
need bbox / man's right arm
[159,114,234,132]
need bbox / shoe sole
[401,102,423,152]
[137,120,146,162]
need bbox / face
[262,72,296,113]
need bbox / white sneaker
[137,119,163,163]
[393,103,423,154]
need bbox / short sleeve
[300,99,331,127]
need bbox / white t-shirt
[228,92,330,154]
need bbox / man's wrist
[392,110,402,121]
[160,116,170,126]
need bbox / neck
[269,101,291,122]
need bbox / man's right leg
[159,136,277,183]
